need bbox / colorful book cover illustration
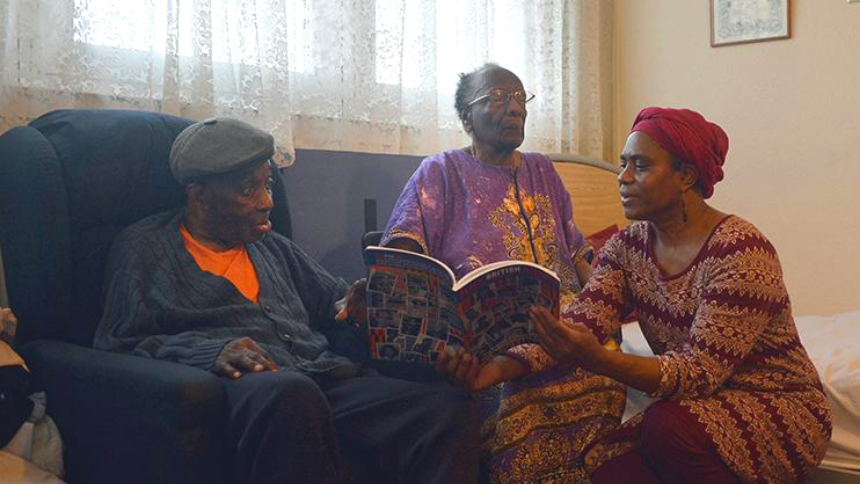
[363,246,560,366]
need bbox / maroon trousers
[591,401,742,484]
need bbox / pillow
[585,224,621,267]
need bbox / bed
[551,154,860,483]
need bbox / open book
[363,246,560,366]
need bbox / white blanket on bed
[619,312,860,475]
[795,312,860,475]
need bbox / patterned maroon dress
[519,216,832,483]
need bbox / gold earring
[680,191,688,223]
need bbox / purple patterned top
[381,148,586,307]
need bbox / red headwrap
[630,107,729,199]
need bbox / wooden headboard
[550,154,628,236]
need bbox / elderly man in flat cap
[93,118,480,484]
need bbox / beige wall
[614,0,860,316]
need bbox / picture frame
[710,0,791,47]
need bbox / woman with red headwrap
[452,107,832,483]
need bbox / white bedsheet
[619,312,860,476]
[796,312,860,475]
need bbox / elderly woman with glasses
[380,63,626,483]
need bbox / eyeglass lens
[489,90,531,104]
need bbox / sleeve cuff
[504,343,556,375]
[648,353,677,399]
[185,339,233,371]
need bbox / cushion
[29,109,191,230]
[585,224,621,267]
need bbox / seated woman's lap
[481,364,625,483]
[591,400,741,484]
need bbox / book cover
[363,246,560,366]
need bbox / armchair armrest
[20,340,233,484]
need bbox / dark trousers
[223,369,480,484]
[591,401,742,484]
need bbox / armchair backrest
[0,109,292,346]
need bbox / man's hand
[334,278,367,326]
[435,347,527,392]
[0,307,18,345]
[213,337,278,379]
[531,306,606,372]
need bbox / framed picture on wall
[710,0,790,47]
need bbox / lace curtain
[0,0,614,163]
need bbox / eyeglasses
[467,88,536,108]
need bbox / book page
[455,264,560,363]
[452,259,558,291]
[364,246,456,286]
[364,246,462,365]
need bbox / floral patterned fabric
[573,216,832,484]
[382,148,625,483]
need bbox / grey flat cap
[170,117,275,184]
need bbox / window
[3,0,615,159]
[73,0,310,72]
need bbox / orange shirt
[180,224,260,303]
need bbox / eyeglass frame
[467,88,536,108]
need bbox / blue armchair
[0,109,293,484]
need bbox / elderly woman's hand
[334,278,367,326]
[530,306,606,372]
[1,306,18,345]
[435,347,527,392]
